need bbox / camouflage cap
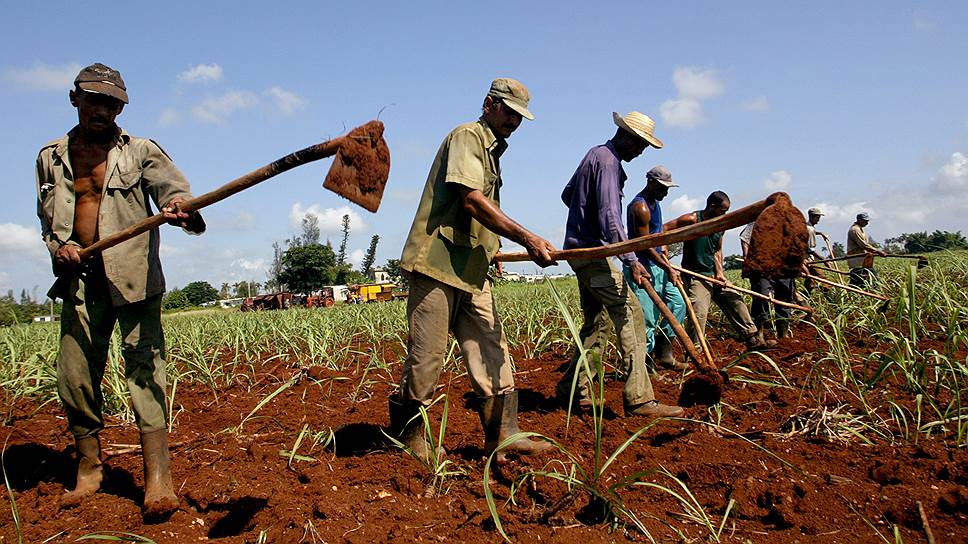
[487,78,534,120]
[74,63,128,104]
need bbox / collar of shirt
[54,125,130,160]
[476,117,508,161]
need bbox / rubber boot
[653,334,687,371]
[387,396,435,464]
[141,429,179,517]
[61,434,104,507]
[478,392,552,459]
[777,320,791,340]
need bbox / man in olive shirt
[391,78,556,461]
[36,64,204,516]
[665,192,765,351]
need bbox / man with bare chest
[35,63,204,517]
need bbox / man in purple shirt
[555,112,683,418]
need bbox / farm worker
[806,207,828,261]
[625,166,687,370]
[35,63,205,515]
[664,192,767,351]
[555,112,684,418]
[391,78,556,461]
[846,212,886,287]
[802,207,829,294]
[740,222,795,341]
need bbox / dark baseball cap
[646,165,679,187]
[74,63,128,104]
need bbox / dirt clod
[743,192,808,279]
[323,120,391,213]
[678,369,725,407]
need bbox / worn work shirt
[36,126,196,306]
[682,210,722,276]
[400,118,505,294]
[626,193,663,266]
[561,141,637,265]
[846,223,877,268]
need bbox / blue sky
[2,2,967,297]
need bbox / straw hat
[612,111,663,148]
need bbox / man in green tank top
[664,192,766,352]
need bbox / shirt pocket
[107,169,143,191]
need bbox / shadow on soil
[205,496,270,538]
[332,423,389,457]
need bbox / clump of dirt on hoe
[323,120,390,212]
[743,191,808,279]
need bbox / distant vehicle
[241,292,294,311]
[305,287,335,308]
[346,283,405,304]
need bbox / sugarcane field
[2,3,968,544]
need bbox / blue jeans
[623,262,686,352]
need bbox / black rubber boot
[387,396,435,464]
[478,391,552,459]
[141,429,178,518]
[61,434,104,508]
[653,334,687,370]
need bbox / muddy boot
[653,335,687,371]
[141,429,178,518]
[479,391,552,459]
[624,400,684,418]
[61,434,104,508]
[745,330,775,350]
[387,396,436,464]
[777,321,792,340]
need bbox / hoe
[77,121,390,260]
[495,192,809,406]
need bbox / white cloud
[932,152,967,194]
[348,249,365,267]
[177,63,223,83]
[810,201,870,223]
[764,170,793,191]
[665,194,700,218]
[742,96,770,112]
[0,223,46,258]
[158,108,180,128]
[231,257,266,272]
[660,98,703,129]
[265,86,306,115]
[672,67,724,100]
[289,203,368,234]
[3,62,82,91]
[229,211,257,230]
[192,90,259,123]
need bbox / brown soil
[323,120,391,213]
[744,192,809,279]
[2,323,967,543]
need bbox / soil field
[2,316,967,543]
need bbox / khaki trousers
[399,272,514,405]
[57,272,168,438]
[683,277,757,345]
[557,259,654,407]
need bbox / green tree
[232,281,260,298]
[831,241,846,258]
[361,234,380,277]
[889,230,968,253]
[337,214,351,265]
[301,213,321,246]
[383,258,408,289]
[162,289,191,311]
[279,244,337,293]
[219,282,231,299]
[723,254,743,270]
[182,281,219,306]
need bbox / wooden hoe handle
[494,198,772,263]
[639,278,715,373]
[78,134,348,260]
